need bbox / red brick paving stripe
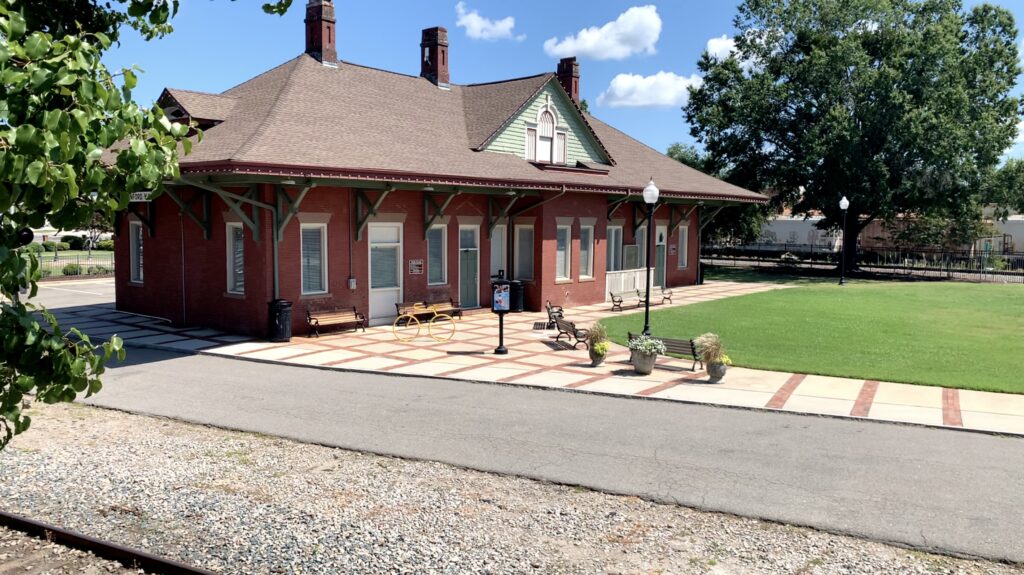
[234,344,293,356]
[942,388,963,427]
[564,375,608,389]
[850,380,879,417]
[637,380,682,396]
[765,373,806,409]
[278,348,340,362]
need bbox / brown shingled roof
[172,54,766,204]
[161,88,238,122]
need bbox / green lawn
[600,281,1024,393]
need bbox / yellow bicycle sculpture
[392,303,457,343]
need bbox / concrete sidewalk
[45,279,1024,436]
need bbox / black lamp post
[641,178,660,336]
[838,195,850,286]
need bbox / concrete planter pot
[632,352,658,375]
[707,362,728,382]
[589,347,606,367]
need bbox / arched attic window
[525,106,567,164]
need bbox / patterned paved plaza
[48,280,1024,436]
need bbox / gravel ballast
[0,403,1019,575]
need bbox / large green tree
[0,0,290,449]
[685,0,1021,268]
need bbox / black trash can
[509,280,524,313]
[267,299,293,342]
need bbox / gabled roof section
[160,88,238,123]
[465,74,614,165]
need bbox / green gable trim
[482,79,610,166]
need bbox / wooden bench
[545,300,564,328]
[554,317,590,349]
[424,298,463,320]
[609,291,640,312]
[637,288,674,306]
[306,305,366,337]
[395,300,462,326]
[628,332,702,371]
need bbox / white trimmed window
[580,225,594,278]
[490,225,506,278]
[301,224,328,294]
[226,223,245,294]
[427,224,447,285]
[555,225,571,280]
[606,226,623,272]
[526,108,568,164]
[514,225,534,281]
[678,226,689,269]
[129,221,143,283]
[636,224,648,268]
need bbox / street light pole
[642,179,660,336]
[839,196,850,286]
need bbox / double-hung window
[678,226,689,269]
[514,225,534,280]
[606,226,623,271]
[129,221,143,283]
[426,224,447,285]
[301,224,328,294]
[579,225,594,278]
[555,225,571,280]
[226,224,245,294]
[525,109,568,164]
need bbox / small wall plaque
[408,259,424,275]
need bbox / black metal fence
[36,252,115,279]
[702,243,1024,283]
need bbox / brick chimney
[556,57,580,104]
[305,0,337,66]
[420,27,450,88]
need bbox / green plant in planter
[627,335,667,356]
[586,323,611,366]
[592,340,611,356]
[695,333,730,382]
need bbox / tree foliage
[666,142,773,244]
[0,0,291,449]
[685,0,1022,266]
[984,158,1024,219]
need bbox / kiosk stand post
[491,271,511,355]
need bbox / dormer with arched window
[525,102,567,164]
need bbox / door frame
[367,221,404,323]
[458,224,480,308]
[655,224,667,287]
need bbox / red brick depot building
[114,0,767,337]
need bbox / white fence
[605,268,657,300]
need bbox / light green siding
[483,81,608,165]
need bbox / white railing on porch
[605,268,659,300]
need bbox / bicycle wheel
[393,314,421,342]
[427,313,456,342]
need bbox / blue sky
[105,1,1024,158]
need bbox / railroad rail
[0,509,217,575]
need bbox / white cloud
[705,35,736,61]
[455,2,524,41]
[596,71,703,108]
[543,5,661,61]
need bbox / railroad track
[0,510,216,575]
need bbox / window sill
[128,281,144,287]
[300,292,332,300]
[223,292,245,299]
[555,278,573,285]
[578,276,595,283]
[427,282,449,287]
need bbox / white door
[368,223,403,325]
[459,226,480,308]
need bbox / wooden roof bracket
[632,202,647,231]
[669,204,698,237]
[164,187,211,240]
[486,191,525,239]
[424,189,461,239]
[607,193,631,221]
[699,204,726,231]
[180,178,275,242]
[355,185,393,241]
[126,202,156,238]
[276,183,315,241]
